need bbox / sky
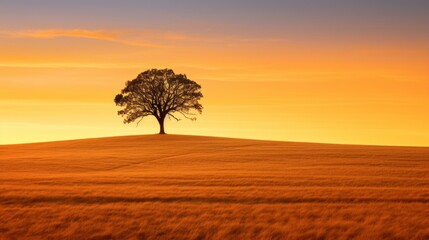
[1,0,428,146]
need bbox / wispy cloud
[0,28,284,48]
[0,62,145,69]
[0,29,194,48]
[11,29,116,40]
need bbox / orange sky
[1,1,428,146]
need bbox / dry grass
[0,135,428,239]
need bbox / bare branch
[168,113,181,122]
[176,111,197,121]
[136,115,146,127]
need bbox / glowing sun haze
[1,0,428,145]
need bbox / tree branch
[176,111,197,121]
[168,113,181,121]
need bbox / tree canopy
[114,69,203,134]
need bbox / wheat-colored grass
[1,135,428,239]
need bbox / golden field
[0,135,428,239]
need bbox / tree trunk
[158,117,166,134]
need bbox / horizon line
[2,133,428,148]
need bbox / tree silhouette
[114,69,203,134]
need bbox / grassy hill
[1,135,428,239]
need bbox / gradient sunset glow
[1,1,428,145]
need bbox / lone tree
[114,69,203,134]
